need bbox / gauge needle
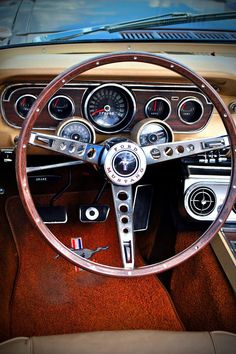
[55,98,59,107]
[153,100,157,112]
[91,108,105,116]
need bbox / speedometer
[84,83,136,133]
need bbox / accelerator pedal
[133,184,153,232]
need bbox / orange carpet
[6,192,184,337]
[171,231,236,332]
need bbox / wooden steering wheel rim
[16,52,236,277]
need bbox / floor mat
[6,192,184,337]
[171,231,236,332]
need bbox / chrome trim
[184,179,236,222]
[143,135,229,165]
[29,132,104,165]
[48,95,75,121]
[83,83,136,134]
[104,141,146,185]
[14,94,37,120]
[111,184,134,269]
[178,97,204,125]
[144,96,171,120]
[222,225,236,233]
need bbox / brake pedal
[37,205,67,224]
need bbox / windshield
[1,0,236,47]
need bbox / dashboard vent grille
[189,187,216,216]
[120,30,236,42]
[230,33,236,40]
[121,32,154,40]
[158,32,193,40]
[194,32,231,40]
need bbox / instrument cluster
[1,82,213,136]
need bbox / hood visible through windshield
[1,0,236,46]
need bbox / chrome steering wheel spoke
[142,135,229,165]
[29,132,104,165]
[111,184,135,270]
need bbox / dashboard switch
[201,139,226,149]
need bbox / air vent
[158,32,193,40]
[194,32,230,40]
[121,32,154,40]
[188,187,216,216]
[230,33,236,40]
[120,30,236,42]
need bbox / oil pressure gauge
[56,118,96,143]
[131,119,173,147]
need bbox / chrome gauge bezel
[56,117,96,143]
[131,118,174,147]
[83,83,136,134]
[48,95,75,121]
[15,94,37,120]
[178,97,204,125]
[144,96,171,121]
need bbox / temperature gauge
[15,94,36,119]
[57,118,95,144]
[145,97,171,120]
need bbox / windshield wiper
[33,11,236,43]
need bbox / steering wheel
[16,52,236,277]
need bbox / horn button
[104,142,147,185]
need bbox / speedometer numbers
[84,84,136,133]
[57,118,95,144]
